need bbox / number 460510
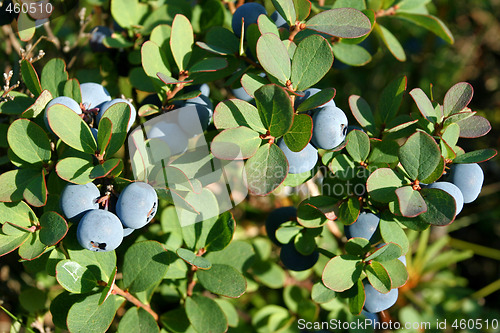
[5,0,53,16]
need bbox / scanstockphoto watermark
[298,318,435,331]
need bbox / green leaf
[177,248,212,270]
[211,127,262,160]
[56,157,94,184]
[197,264,246,298]
[365,261,391,293]
[417,188,456,226]
[90,159,121,179]
[141,41,172,91]
[306,8,371,38]
[258,14,280,36]
[103,35,134,49]
[17,12,35,42]
[18,232,47,260]
[374,24,406,61]
[443,82,473,116]
[200,0,226,32]
[254,84,294,137]
[294,0,311,21]
[396,12,454,44]
[377,76,407,125]
[348,279,365,315]
[56,259,98,293]
[98,267,117,306]
[322,255,363,292]
[39,211,68,246]
[345,237,371,256]
[67,293,122,333]
[0,201,38,234]
[380,259,408,289]
[117,307,159,333]
[7,119,51,164]
[111,0,147,29]
[283,114,312,152]
[205,212,235,252]
[296,88,336,112]
[101,102,130,158]
[332,42,372,66]
[272,0,296,26]
[291,35,333,91]
[453,148,497,164]
[40,58,68,98]
[409,88,440,122]
[160,308,191,333]
[214,99,267,133]
[399,131,441,181]
[21,89,53,118]
[443,111,476,128]
[395,186,427,217]
[311,282,336,304]
[123,241,171,292]
[345,130,370,162]
[256,33,291,84]
[0,93,35,115]
[21,60,42,97]
[205,240,255,272]
[338,196,361,225]
[366,243,402,262]
[214,299,239,328]
[420,155,445,184]
[366,168,406,203]
[189,57,228,73]
[0,232,30,257]
[245,143,288,195]
[64,79,82,104]
[456,115,491,138]
[185,295,228,333]
[170,14,194,72]
[97,117,112,155]
[0,169,41,202]
[379,214,409,255]
[348,95,376,135]
[47,104,97,154]
[240,73,268,99]
[196,27,239,55]
[297,196,336,228]
[23,170,47,207]
[276,223,302,244]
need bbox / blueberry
[280,242,319,271]
[177,104,213,136]
[123,227,134,237]
[231,86,253,102]
[89,26,112,52]
[96,98,137,131]
[311,105,348,150]
[231,2,267,38]
[80,82,111,110]
[277,139,318,174]
[425,181,464,215]
[361,310,379,325]
[116,182,158,229]
[44,96,82,133]
[270,10,289,29]
[60,183,100,222]
[90,127,98,143]
[363,281,398,313]
[446,163,484,204]
[147,121,189,156]
[265,206,297,246]
[344,211,379,241]
[77,210,123,252]
[185,84,210,98]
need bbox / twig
[288,23,306,42]
[1,25,23,56]
[111,284,159,321]
[375,5,399,17]
[43,21,60,49]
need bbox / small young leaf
[97,117,113,155]
[294,0,311,21]
[101,102,131,158]
[376,76,407,125]
[306,8,371,38]
[374,24,406,62]
[409,88,440,122]
[443,82,473,116]
[256,33,291,84]
[365,261,391,293]
[283,114,313,152]
[322,255,363,292]
[90,159,121,179]
[291,35,333,91]
[177,248,212,270]
[20,59,42,97]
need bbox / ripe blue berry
[80,82,111,110]
[148,121,189,156]
[363,281,398,313]
[446,163,484,204]
[271,10,288,29]
[96,98,137,131]
[344,211,379,241]
[278,139,318,174]
[280,242,319,271]
[77,210,123,252]
[232,86,253,102]
[231,3,267,38]
[311,105,348,150]
[116,182,158,229]
[60,183,100,222]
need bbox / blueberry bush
[1,0,499,332]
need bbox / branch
[111,284,159,321]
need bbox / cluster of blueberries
[43,82,136,140]
[60,181,158,252]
